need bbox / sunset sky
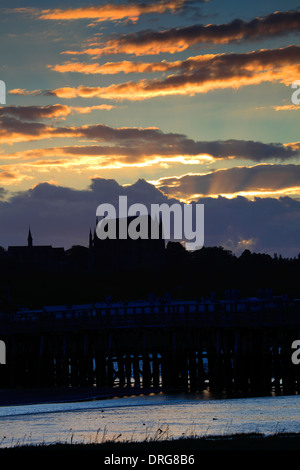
[0,0,300,256]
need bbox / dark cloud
[0,171,17,181]
[48,46,300,100]
[51,43,300,74]
[2,115,298,163]
[199,195,300,256]
[0,178,300,257]
[0,179,173,249]
[71,10,300,55]
[59,137,298,163]
[137,45,300,93]
[0,105,70,121]
[0,116,52,142]
[0,188,7,200]
[158,164,300,197]
[49,127,300,162]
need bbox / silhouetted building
[89,215,166,273]
[7,228,66,272]
[5,218,166,274]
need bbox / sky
[0,0,300,256]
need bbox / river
[0,391,300,448]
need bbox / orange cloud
[9,88,42,96]
[0,166,32,185]
[1,103,115,119]
[1,133,299,191]
[70,104,116,113]
[0,170,18,180]
[1,109,298,164]
[0,115,76,144]
[48,60,179,75]
[38,0,187,23]
[0,105,117,143]
[0,145,210,169]
[2,134,299,166]
[62,10,300,56]
[155,165,300,200]
[284,141,300,151]
[272,104,300,111]
[47,46,300,101]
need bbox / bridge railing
[1,299,300,334]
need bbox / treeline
[0,243,299,310]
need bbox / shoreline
[0,386,291,407]
[1,432,300,452]
[1,388,299,455]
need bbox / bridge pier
[133,354,141,386]
[1,300,300,397]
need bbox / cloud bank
[157,164,300,198]
[61,10,300,56]
[37,0,192,23]
[37,46,300,101]
[0,178,300,258]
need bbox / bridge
[1,296,300,394]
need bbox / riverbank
[0,385,287,407]
[0,432,300,453]
[1,389,299,459]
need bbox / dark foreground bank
[1,433,300,453]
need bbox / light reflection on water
[0,392,300,448]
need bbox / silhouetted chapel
[88,216,165,273]
[7,228,66,272]
[6,218,166,273]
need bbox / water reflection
[0,392,300,448]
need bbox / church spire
[28,227,33,248]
